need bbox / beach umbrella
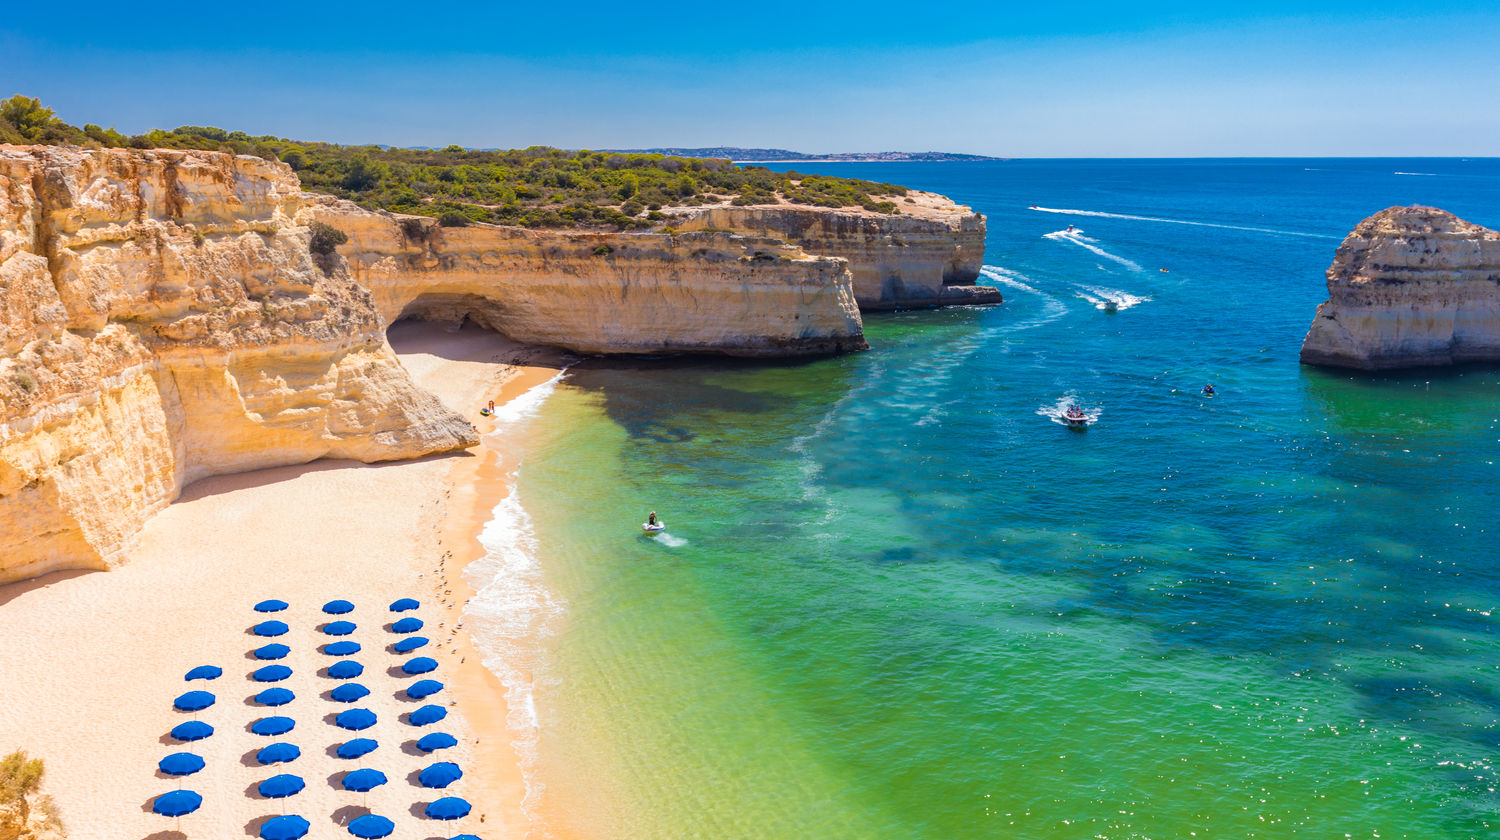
[408,704,447,726]
[327,660,364,679]
[340,768,387,793]
[254,643,291,660]
[402,656,438,675]
[158,752,205,777]
[322,620,357,636]
[330,683,371,703]
[259,814,310,840]
[173,690,215,712]
[425,796,471,820]
[256,743,301,766]
[392,636,429,654]
[335,738,378,759]
[253,620,290,637]
[347,814,396,839]
[254,687,295,707]
[251,716,296,736]
[170,721,213,742]
[258,773,305,800]
[446,836,483,840]
[254,599,289,613]
[184,665,222,681]
[151,789,202,817]
[335,709,377,731]
[324,641,361,656]
[391,617,424,634]
[323,599,356,614]
[252,665,293,682]
[390,598,420,612]
[418,762,462,789]
[416,732,458,753]
[406,679,444,700]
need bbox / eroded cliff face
[1301,206,1500,370]
[306,196,866,357]
[669,192,998,311]
[0,146,476,582]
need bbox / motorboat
[642,520,666,535]
[1063,405,1089,428]
[1103,298,1118,314]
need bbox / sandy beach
[0,321,564,840]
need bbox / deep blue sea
[475,159,1500,839]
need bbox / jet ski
[642,520,666,534]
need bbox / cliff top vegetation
[1,95,907,231]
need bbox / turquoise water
[482,159,1500,838]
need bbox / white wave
[484,367,570,430]
[1037,394,1102,427]
[653,532,689,547]
[1393,171,1439,176]
[1028,205,1338,240]
[979,266,1069,333]
[1075,284,1151,311]
[1043,229,1142,271]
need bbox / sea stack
[1300,206,1500,370]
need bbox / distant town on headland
[601,148,1003,163]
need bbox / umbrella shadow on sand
[330,805,371,827]
[141,831,187,840]
[243,815,275,837]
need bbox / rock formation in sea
[670,193,999,310]
[1301,206,1500,370]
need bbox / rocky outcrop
[0,145,477,582]
[306,197,865,357]
[669,192,998,310]
[1301,206,1500,370]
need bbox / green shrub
[438,211,470,228]
[308,221,348,255]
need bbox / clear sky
[4,1,1497,156]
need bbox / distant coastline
[602,147,1003,163]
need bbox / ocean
[469,159,1500,838]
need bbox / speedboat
[1063,405,1089,428]
[642,520,666,535]
[1103,298,1118,314]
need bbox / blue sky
[4,1,1497,156]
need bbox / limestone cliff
[669,192,999,311]
[0,145,477,582]
[306,197,866,357]
[1301,206,1500,370]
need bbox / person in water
[1203,383,1215,396]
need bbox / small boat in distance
[1063,404,1090,428]
[1103,298,1119,314]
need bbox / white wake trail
[979,266,1068,333]
[1043,229,1142,271]
[1029,206,1338,239]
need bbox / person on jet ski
[648,511,658,526]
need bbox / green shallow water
[474,160,1500,839]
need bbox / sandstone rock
[1301,206,1500,370]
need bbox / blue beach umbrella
[391,617,423,634]
[184,665,222,681]
[254,599,289,613]
[447,836,483,840]
[173,690,215,712]
[324,641,361,656]
[256,743,301,765]
[416,732,458,753]
[253,620,290,637]
[418,762,462,789]
[253,665,293,682]
[340,768,388,792]
[254,687,295,707]
[335,709,377,731]
[327,660,364,680]
[335,738,378,759]
[392,636,429,654]
[330,683,371,703]
[259,814,310,840]
[251,716,296,736]
[322,620,357,636]
[258,773,305,800]
[323,599,356,614]
[425,797,471,820]
[406,679,444,700]
[402,657,438,675]
[151,789,202,817]
[254,643,291,660]
[348,814,396,839]
[170,721,213,742]
[390,598,420,612]
[408,704,447,726]
[158,752,205,777]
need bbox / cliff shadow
[176,453,474,504]
[0,567,96,608]
[387,317,574,371]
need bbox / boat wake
[1043,228,1142,271]
[1394,171,1439,177]
[1029,206,1337,240]
[1075,284,1150,311]
[1037,395,1101,427]
[653,532,688,547]
[979,266,1068,332]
